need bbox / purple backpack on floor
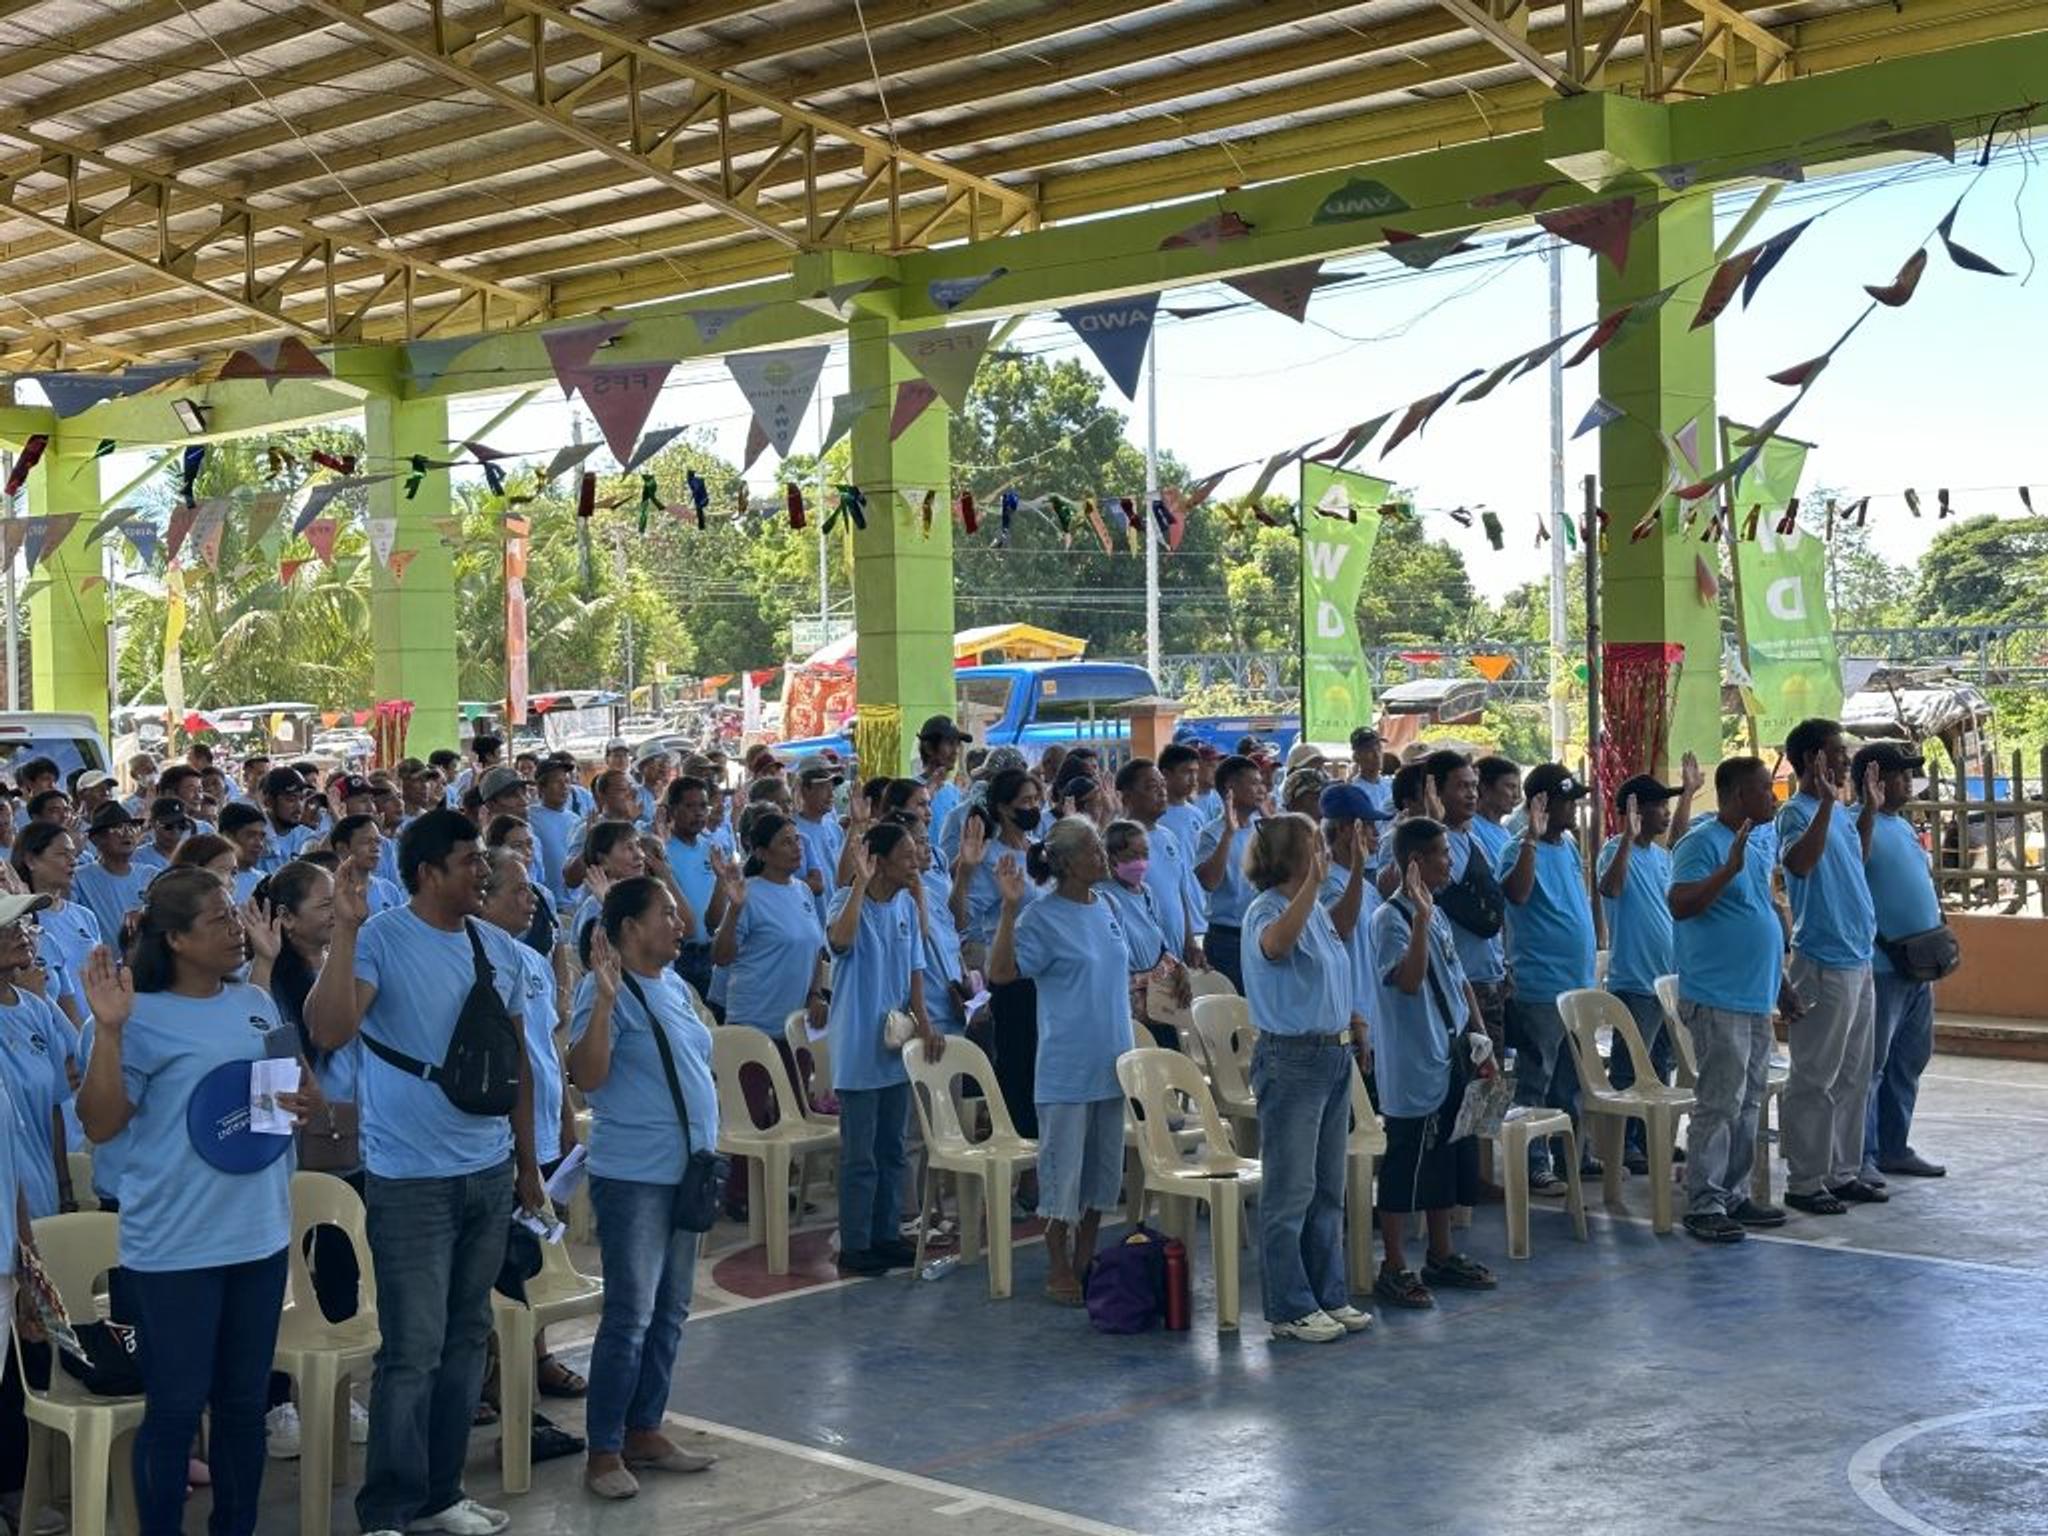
[1085,1226,1168,1334]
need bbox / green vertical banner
[1724,422,1841,747]
[1298,462,1390,743]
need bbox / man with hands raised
[1668,757,1795,1242]
[1774,717,1884,1216]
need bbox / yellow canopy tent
[801,624,1087,668]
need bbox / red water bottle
[1163,1238,1191,1331]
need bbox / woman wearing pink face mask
[1095,820,1192,1048]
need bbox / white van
[0,712,111,784]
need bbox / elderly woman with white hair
[989,817,1134,1306]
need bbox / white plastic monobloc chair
[1654,973,1784,1202]
[1560,988,1695,1233]
[903,1036,1036,1298]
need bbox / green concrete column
[1597,193,1720,774]
[364,393,459,754]
[27,435,109,736]
[846,314,956,775]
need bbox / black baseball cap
[88,802,141,834]
[261,767,308,798]
[917,715,970,744]
[1851,741,1925,779]
[1523,763,1591,802]
[1614,774,1681,814]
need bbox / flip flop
[537,1354,587,1399]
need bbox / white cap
[0,892,53,928]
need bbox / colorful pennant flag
[726,345,829,459]
[687,304,761,344]
[1056,294,1158,400]
[4,434,47,497]
[1537,197,1638,272]
[622,425,686,473]
[889,380,939,440]
[388,549,419,583]
[217,335,329,390]
[1573,398,1625,439]
[1223,261,1325,323]
[1865,247,1929,306]
[928,268,1008,312]
[542,320,628,394]
[1742,219,1813,307]
[576,361,676,463]
[1936,200,2010,275]
[540,442,600,484]
[893,322,996,410]
[1159,211,1253,251]
[403,336,477,391]
[1380,227,1479,270]
[1692,247,1762,330]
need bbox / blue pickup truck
[776,660,1300,766]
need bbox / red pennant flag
[1159,211,1253,251]
[1695,554,1719,605]
[1222,261,1324,322]
[279,557,308,585]
[304,517,339,564]
[740,418,769,474]
[1538,197,1638,272]
[889,380,938,440]
[1691,248,1761,330]
[164,502,199,564]
[1865,247,1929,307]
[572,360,673,462]
[786,484,805,530]
[3,434,47,497]
[1379,371,1482,456]
[388,549,419,584]
[1564,307,1633,367]
[1768,354,1830,388]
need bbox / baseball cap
[1851,741,1925,779]
[1523,763,1591,802]
[982,746,1029,775]
[1280,769,1327,807]
[633,740,672,765]
[1319,782,1396,823]
[478,765,527,802]
[795,753,842,784]
[88,802,142,834]
[1349,725,1384,749]
[1192,741,1222,761]
[604,737,629,754]
[917,715,970,744]
[336,774,375,801]
[260,766,307,798]
[74,769,114,794]
[1236,734,1279,761]
[1284,742,1328,773]
[0,891,53,927]
[1613,775,1681,815]
[148,796,192,828]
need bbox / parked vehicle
[0,712,111,782]
[776,661,1301,766]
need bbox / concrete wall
[1936,913,2048,1021]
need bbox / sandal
[537,1354,588,1399]
[1372,1266,1435,1310]
[1422,1251,1498,1291]
[1044,1276,1085,1307]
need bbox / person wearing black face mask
[956,769,1047,1158]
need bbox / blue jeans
[128,1250,287,1536]
[1607,990,1676,1159]
[1508,996,1584,1176]
[837,1082,909,1254]
[586,1177,700,1456]
[1866,970,1934,1166]
[357,1160,513,1533]
[1249,1036,1351,1323]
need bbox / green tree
[1913,515,2048,626]
[1817,496,1912,631]
[1354,516,1480,646]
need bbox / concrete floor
[200,1047,2048,1536]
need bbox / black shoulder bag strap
[358,918,495,1085]
[621,972,697,1154]
[1391,897,1466,1048]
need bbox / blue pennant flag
[1056,294,1158,401]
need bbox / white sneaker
[1269,1310,1346,1344]
[1325,1304,1375,1334]
[265,1402,302,1460]
[349,1396,370,1444]
[407,1499,511,1536]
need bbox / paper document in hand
[543,1142,588,1206]
[248,1058,301,1135]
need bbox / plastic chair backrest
[1559,988,1658,1095]
[1347,1058,1382,1148]
[1191,970,1238,1001]
[1190,995,1255,1104]
[782,1011,832,1111]
[1117,1047,1239,1172]
[710,1024,795,1131]
[1653,974,1698,1078]
[27,1212,115,1323]
[288,1170,378,1321]
[66,1151,95,1208]
[903,1035,1020,1150]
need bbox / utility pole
[1547,242,1570,759]
[1,445,16,711]
[1143,326,1161,681]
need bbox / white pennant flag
[540,442,601,483]
[726,345,830,459]
[366,515,398,568]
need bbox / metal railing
[1913,747,2048,915]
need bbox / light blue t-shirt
[723,877,823,1032]
[1141,817,1206,947]
[528,804,580,907]
[569,969,718,1182]
[1495,836,1596,1004]
[112,983,294,1271]
[1194,788,1223,824]
[1865,811,1941,978]
[1195,815,1259,929]
[231,867,264,903]
[795,813,846,917]
[365,873,407,918]
[504,938,563,1165]
[131,845,172,876]
[1095,879,1171,973]
[353,908,525,1177]
[928,782,962,842]
[918,867,968,1035]
[0,1076,18,1275]
[1318,863,1381,1022]
[1244,886,1353,1038]
[1012,892,1133,1104]
[1775,792,1876,968]
[826,885,921,1092]
[1598,836,1675,996]
[963,846,1044,947]
[0,988,72,1218]
[78,1017,129,1202]
[666,833,718,940]
[72,861,151,947]
[1369,899,1470,1119]
[1354,777,1395,818]
[1156,802,1206,864]
[259,820,319,873]
[35,900,100,999]
[1443,823,1507,984]
[1671,817,1783,1015]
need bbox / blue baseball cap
[1319,782,1396,823]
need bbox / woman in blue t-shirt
[9,822,99,1009]
[1095,819,1190,1046]
[955,769,1046,1143]
[76,868,311,1536]
[825,825,943,1277]
[991,818,1134,1305]
[566,877,719,1502]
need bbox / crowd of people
[0,707,1953,1533]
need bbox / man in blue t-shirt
[1194,754,1267,992]
[306,809,544,1536]
[1670,756,1794,1242]
[1853,741,1947,1182]
[1596,759,1700,1170]
[1497,763,1598,1190]
[1775,717,1883,1215]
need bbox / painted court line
[663,1413,1147,1536]
[1847,1402,2048,1536]
[1528,1202,2040,1276]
